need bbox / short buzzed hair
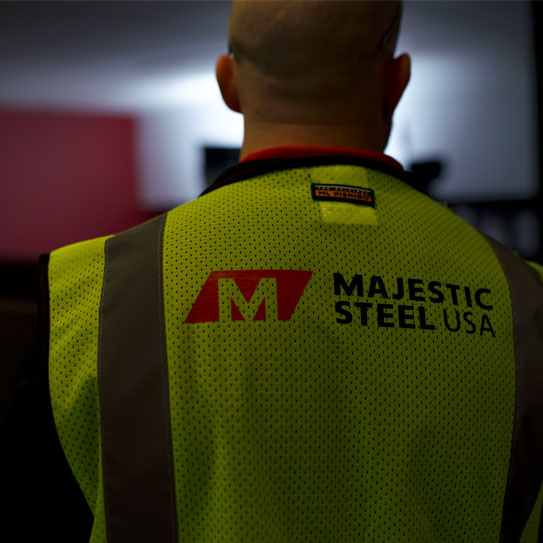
[228,0,402,122]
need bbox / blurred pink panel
[0,109,159,262]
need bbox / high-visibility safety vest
[47,154,543,542]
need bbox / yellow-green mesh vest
[48,162,543,542]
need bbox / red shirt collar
[241,146,403,171]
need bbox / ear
[216,54,242,113]
[383,53,411,124]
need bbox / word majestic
[334,273,496,336]
[334,273,492,308]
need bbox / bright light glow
[386,53,536,200]
[127,71,224,110]
[136,72,244,208]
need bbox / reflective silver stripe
[98,214,178,542]
[485,236,543,542]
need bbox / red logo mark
[185,270,313,323]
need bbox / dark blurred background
[1,1,542,416]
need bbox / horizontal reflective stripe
[98,214,178,542]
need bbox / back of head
[227,0,402,124]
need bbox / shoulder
[484,235,543,293]
[483,236,543,343]
[526,260,543,283]
[48,235,112,282]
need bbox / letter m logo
[184,270,313,323]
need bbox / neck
[240,120,388,160]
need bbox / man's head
[216,0,410,153]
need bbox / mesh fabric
[49,236,110,542]
[162,164,517,542]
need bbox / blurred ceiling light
[128,71,222,110]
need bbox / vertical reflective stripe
[98,214,178,543]
[485,236,543,542]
